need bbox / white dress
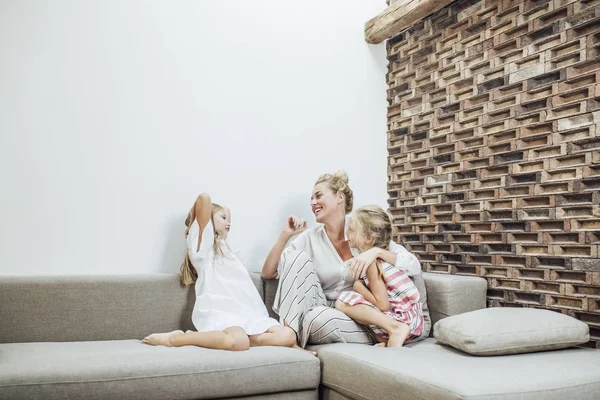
[187,219,279,334]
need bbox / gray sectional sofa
[1,272,600,399]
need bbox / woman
[261,171,428,348]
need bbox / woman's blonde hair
[180,203,227,286]
[351,205,393,252]
[315,170,354,214]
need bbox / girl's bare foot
[386,323,410,348]
[143,330,184,346]
[293,344,317,356]
[374,342,386,348]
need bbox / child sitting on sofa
[335,205,424,347]
[143,193,298,351]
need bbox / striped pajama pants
[272,250,374,348]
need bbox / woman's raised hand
[282,215,307,237]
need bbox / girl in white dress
[143,193,297,351]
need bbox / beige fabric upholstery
[3,272,598,400]
[321,388,354,400]
[0,275,196,343]
[423,272,487,331]
[0,340,320,400]
[434,307,590,356]
[0,274,265,344]
[250,271,264,300]
[316,339,600,400]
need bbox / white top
[187,220,279,334]
[278,223,421,300]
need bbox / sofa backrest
[0,275,197,343]
[0,271,485,343]
[422,272,487,327]
[1,273,266,344]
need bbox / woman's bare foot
[293,344,317,356]
[386,323,410,348]
[143,330,184,346]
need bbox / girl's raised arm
[193,193,213,252]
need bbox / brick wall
[385,0,600,348]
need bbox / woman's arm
[349,247,397,280]
[193,193,213,252]
[261,216,306,279]
[350,244,421,279]
[389,241,421,276]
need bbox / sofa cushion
[0,340,320,400]
[314,339,600,400]
[422,272,487,330]
[0,275,196,343]
[409,272,431,340]
[434,307,590,356]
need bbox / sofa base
[232,389,318,399]
[320,387,352,400]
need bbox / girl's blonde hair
[351,205,393,252]
[180,203,227,286]
[315,170,354,214]
[352,205,393,279]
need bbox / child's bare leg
[143,326,250,351]
[335,300,410,348]
[250,325,317,356]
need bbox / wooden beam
[365,0,456,44]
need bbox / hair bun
[332,170,349,184]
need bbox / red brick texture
[385,0,600,348]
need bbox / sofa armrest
[423,272,487,329]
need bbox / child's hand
[282,215,307,237]
[349,248,378,280]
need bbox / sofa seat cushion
[0,340,320,400]
[313,339,600,400]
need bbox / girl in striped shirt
[336,205,424,347]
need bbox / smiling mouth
[314,208,323,215]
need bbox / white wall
[0,0,388,275]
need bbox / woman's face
[213,208,231,239]
[311,183,343,224]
